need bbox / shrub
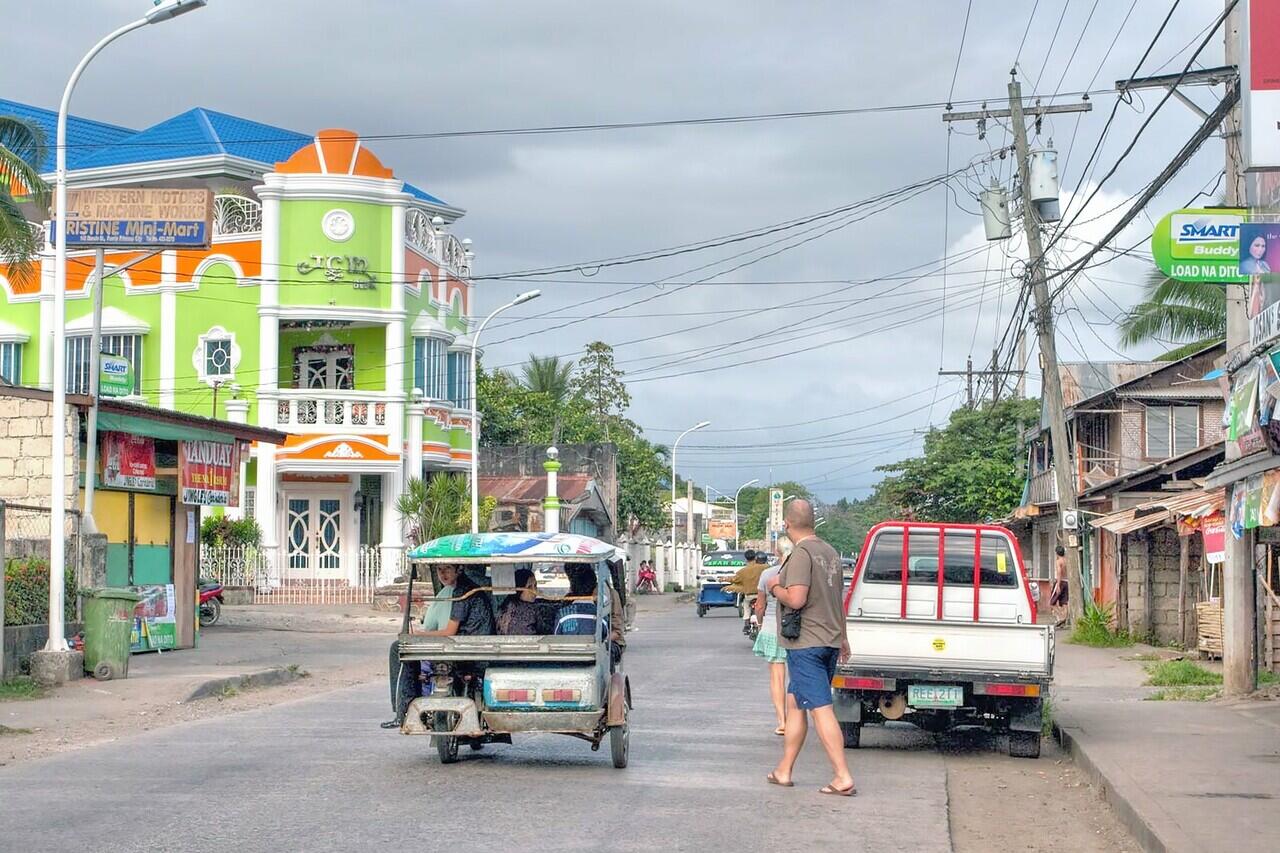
[3,557,77,626]
[200,515,262,547]
[1066,602,1134,648]
[1144,659,1221,687]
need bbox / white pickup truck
[833,521,1053,758]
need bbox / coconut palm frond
[1118,266,1226,347]
[0,116,50,210]
[521,354,575,402]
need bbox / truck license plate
[908,684,963,708]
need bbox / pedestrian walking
[752,538,791,735]
[1049,545,1069,627]
[765,499,856,797]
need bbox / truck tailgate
[844,617,1053,678]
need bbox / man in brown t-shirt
[765,499,855,796]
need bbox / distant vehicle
[696,550,748,618]
[834,522,1052,758]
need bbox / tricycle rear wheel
[610,722,630,768]
[696,605,707,618]
[434,712,459,764]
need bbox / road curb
[1052,720,1168,853]
[185,666,303,702]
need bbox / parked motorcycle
[635,562,659,594]
[199,578,224,626]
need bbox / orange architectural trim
[277,434,399,463]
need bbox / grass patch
[0,724,34,736]
[1124,652,1163,662]
[1066,603,1134,647]
[1258,670,1279,687]
[1041,697,1054,737]
[215,684,240,699]
[0,677,46,701]
[1146,685,1219,702]
[286,664,311,679]
[1144,659,1222,687]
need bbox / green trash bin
[82,588,142,681]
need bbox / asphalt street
[0,601,952,853]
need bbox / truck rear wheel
[839,722,861,749]
[1008,731,1041,759]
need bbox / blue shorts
[787,646,839,710]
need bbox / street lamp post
[46,0,207,656]
[732,477,759,548]
[670,421,710,582]
[469,289,541,533]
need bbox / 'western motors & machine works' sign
[54,188,212,248]
[1151,208,1250,284]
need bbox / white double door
[283,490,350,579]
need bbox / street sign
[768,488,784,534]
[700,533,713,546]
[1151,208,1249,284]
[99,353,133,397]
[54,188,213,248]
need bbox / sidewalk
[1052,641,1280,853]
[1,608,392,764]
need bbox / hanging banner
[768,488,784,534]
[178,439,237,506]
[1242,0,1280,170]
[130,585,177,652]
[101,432,155,490]
[1201,512,1226,564]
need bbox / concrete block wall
[1124,526,1203,645]
[0,392,80,509]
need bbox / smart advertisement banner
[130,584,177,652]
[178,439,237,506]
[1151,208,1249,283]
[101,432,155,490]
[99,353,133,397]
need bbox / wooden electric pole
[938,355,1024,408]
[945,74,1092,623]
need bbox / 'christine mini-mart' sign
[53,188,212,248]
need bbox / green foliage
[521,354,575,402]
[1067,602,1134,647]
[816,493,896,556]
[199,515,262,547]
[1259,670,1279,687]
[735,482,812,540]
[1145,686,1218,701]
[1144,659,1221,687]
[477,344,670,531]
[3,557,77,627]
[1119,267,1225,358]
[0,676,45,701]
[875,397,1039,523]
[0,115,51,289]
[396,474,495,546]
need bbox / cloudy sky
[11,1,1233,500]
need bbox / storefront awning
[1090,488,1224,534]
[97,399,287,446]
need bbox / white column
[38,259,54,389]
[654,545,667,593]
[379,469,404,585]
[254,442,278,581]
[257,192,281,417]
[405,396,424,483]
[159,289,176,409]
[224,399,250,520]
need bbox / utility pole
[945,74,1091,622]
[938,356,1024,409]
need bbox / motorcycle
[636,563,659,594]
[199,578,224,626]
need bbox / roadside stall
[81,400,285,651]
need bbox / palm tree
[1118,267,1225,361]
[395,474,471,547]
[521,354,574,403]
[0,116,51,288]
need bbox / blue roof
[73,108,313,170]
[0,98,135,172]
[0,100,448,206]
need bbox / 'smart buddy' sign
[53,187,212,248]
[1151,208,1250,284]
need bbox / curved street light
[670,421,710,565]
[47,0,208,655]
[732,477,760,548]
[469,289,541,533]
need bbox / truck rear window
[861,529,1019,589]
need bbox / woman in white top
[752,537,792,736]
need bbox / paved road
[1,601,951,853]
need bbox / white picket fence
[199,543,395,605]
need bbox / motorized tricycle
[696,550,748,617]
[395,532,632,768]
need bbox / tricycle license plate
[908,684,963,708]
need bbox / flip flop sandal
[773,727,786,736]
[819,784,857,797]
[766,772,794,788]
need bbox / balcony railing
[264,389,398,433]
[1028,469,1059,506]
[405,206,471,277]
[212,194,263,238]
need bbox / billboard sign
[1151,209,1249,283]
[101,432,155,490]
[1242,0,1280,170]
[768,488,784,534]
[707,518,737,540]
[178,439,237,506]
[54,188,213,248]
[99,353,133,397]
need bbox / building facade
[0,101,484,585]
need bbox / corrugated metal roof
[1114,385,1221,399]
[480,474,593,504]
[1090,488,1223,534]
[0,98,136,171]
